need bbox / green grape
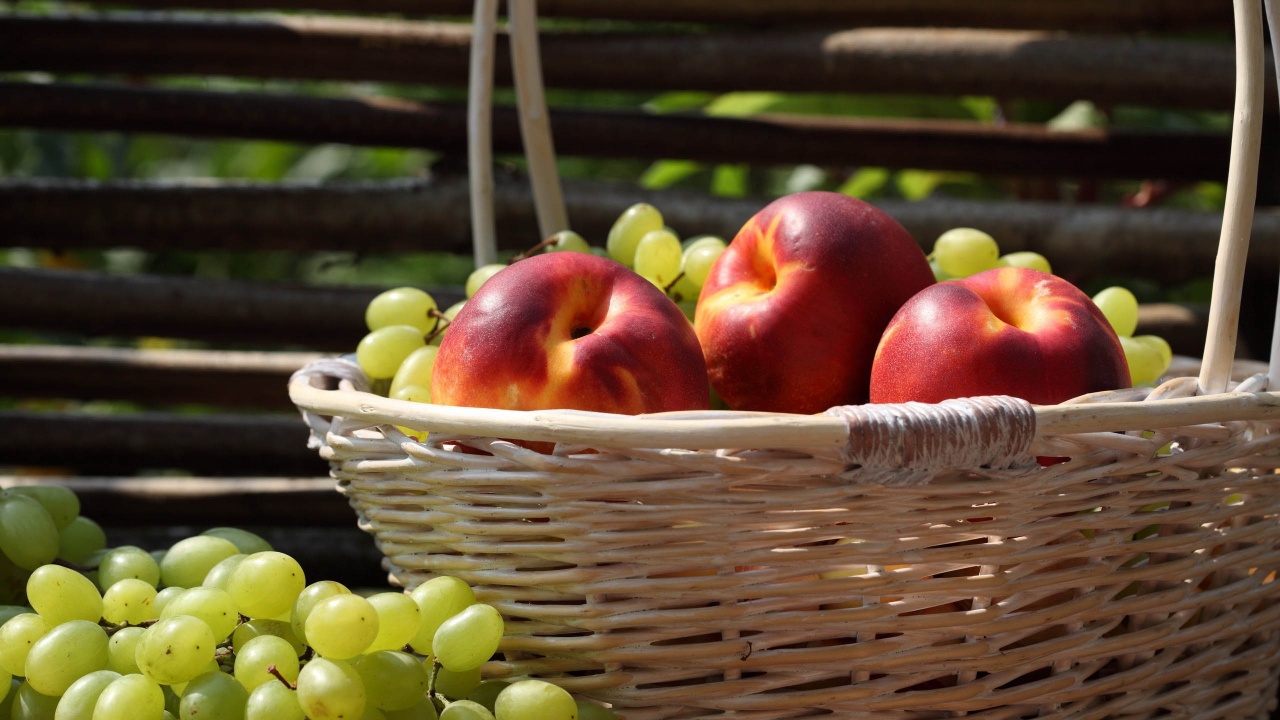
[178,670,249,720]
[429,301,466,347]
[290,581,349,646]
[1092,286,1140,338]
[24,620,109,696]
[467,680,509,712]
[52,669,119,720]
[0,494,60,570]
[680,240,725,289]
[6,487,79,531]
[677,300,697,323]
[102,579,159,626]
[200,554,247,591]
[153,587,185,616]
[389,346,440,399]
[681,234,723,252]
[358,325,428,381]
[465,264,507,299]
[159,587,238,641]
[632,229,682,287]
[231,618,305,656]
[1,677,19,716]
[107,627,144,675]
[546,230,590,254]
[56,517,106,566]
[367,287,440,334]
[159,537,240,590]
[1119,335,1166,386]
[134,616,216,686]
[606,203,664,267]
[931,227,1000,278]
[440,700,495,720]
[305,594,378,660]
[384,696,439,720]
[12,680,59,720]
[352,651,427,711]
[296,657,366,720]
[233,635,299,691]
[433,604,503,673]
[99,546,162,591]
[245,680,304,720]
[575,701,618,720]
[0,606,26,628]
[94,673,164,720]
[1134,334,1173,372]
[0,613,49,675]
[929,258,954,282]
[201,528,272,556]
[169,659,219,697]
[432,665,481,702]
[407,577,475,656]
[0,554,30,607]
[493,680,576,720]
[996,251,1052,274]
[226,551,305,620]
[365,592,421,654]
[28,565,102,625]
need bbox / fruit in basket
[1091,285,1173,384]
[694,190,935,413]
[931,227,1000,278]
[870,266,1131,404]
[433,251,709,414]
[366,287,440,335]
[607,202,665,267]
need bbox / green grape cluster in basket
[0,485,613,720]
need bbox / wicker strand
[824,396,1037,475]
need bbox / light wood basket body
[290,357,1280,719]
[289,0,1280,716]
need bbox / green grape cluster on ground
[352,203,727,404]
[924,227,1173,386]
[0,486,611,720]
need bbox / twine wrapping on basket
[825,396,1036,477]
[286,0,1280,716]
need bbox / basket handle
[467,0,568,268]
[1200,0,1264,395]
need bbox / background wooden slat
[0,81,1255,183]
[0,267,465,350]
[0,345,322,410]
[0,411,327,476]
[2,176,1274,289]
[0,14,1264,110]
[71,0,1235,31]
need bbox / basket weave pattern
[294,358,1280,719]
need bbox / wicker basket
[290,1,1280,717]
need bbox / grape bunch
[0,485,613,720]
[464,205,727,325]
[925,227,1172,386]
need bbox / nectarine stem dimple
[571,327,592,340]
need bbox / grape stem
[101,618,158,636]
[267,664,297,690]
[663,270,687,296]
[424,309,453,344]
[510,236,558,262]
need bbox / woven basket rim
[289,355,1280,452]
